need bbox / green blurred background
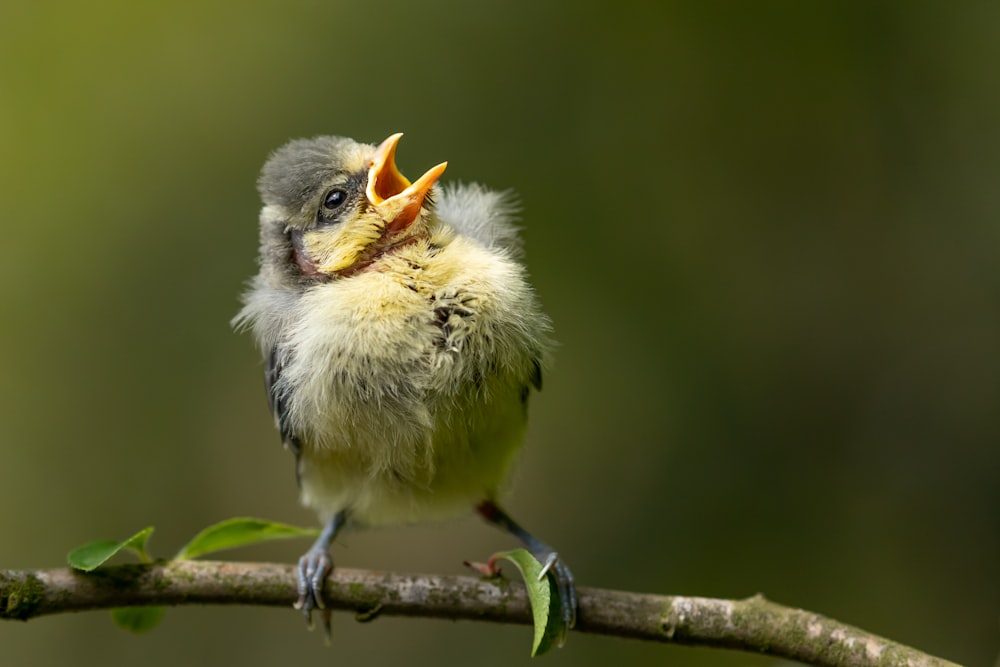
[1,1,997,665]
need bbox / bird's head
[256,133,447,281]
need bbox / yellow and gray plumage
[234,133,575,636]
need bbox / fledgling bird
[233,133,576,638]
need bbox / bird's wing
[530,357,543,392]
[437,183,524,257]
[265,345,302,459]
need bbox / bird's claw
[537,551,558,580]
[295,548,333,637]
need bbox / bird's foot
[474,501,578,636]
[469,549,576,633]
[295,547,334,638]
[532,548,577,634]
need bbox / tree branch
[1,561,960,667]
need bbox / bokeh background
[1,2,997,665]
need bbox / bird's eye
[323,189,347,210]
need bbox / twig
[0,561,961,667]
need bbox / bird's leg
[475,500,577,631]
[295,509,347,638]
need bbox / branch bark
[0,561,960,667]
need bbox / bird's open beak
[366,133,448,235]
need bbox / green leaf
[492,549,566,656]
[175,517,319,560]
[67,527,155,571]
[111,606,165,633]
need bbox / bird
[233,132,576,639]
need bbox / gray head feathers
[257,136,372,213]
